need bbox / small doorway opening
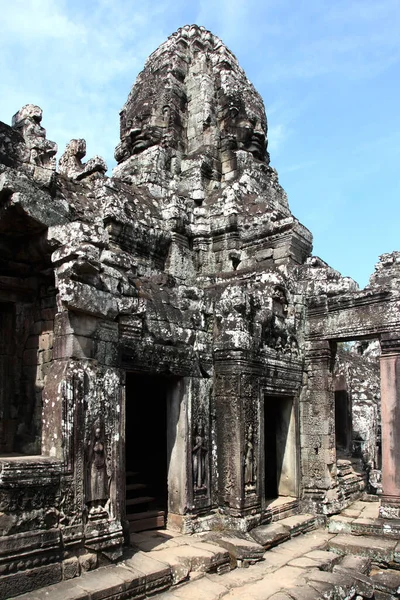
[264,395,297,499]
[125,372,172,532]
[334,386,351,456]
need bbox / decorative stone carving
[244,424,256,490]
[2,22,400,599]
[12,104,57,170]
[59,138,107,180]
[192,425,207,492]
[86,420,110,514]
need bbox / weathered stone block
[250,522,290,549]
[62,557,80,580]
[79,553,98,573]
[0,563,62,600]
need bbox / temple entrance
[334,388,351,455]
[125,373,172,532]
[264,396,297,499]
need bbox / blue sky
[1,0,399,288]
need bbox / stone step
[145,542,231,585]
[370,568,400,596]
[126,495,155,507]
[250,522,290,549]
[200,531,265,568]
[328,533,400,567]
[266,496,299,523]
[124,550,172,596]
[278,514,317,536]
[328,513,400,539]
[127,509,165,532]
[126,482,147,492]
[14,528,380,600]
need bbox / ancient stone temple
[1,24,400,599]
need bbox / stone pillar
[167,376,213,533]
[214,361,261,520]
[379,333,400,518]
[300,340,337,514]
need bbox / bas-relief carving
[1,23,396,598]
[86,419,110,514]
[244,423,256,490]
[192,425,207,493]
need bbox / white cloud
[268,123,289,154]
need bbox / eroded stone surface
[1,22,400,600]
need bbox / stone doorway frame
[122,373,191,532]
[260,392,300,513]
[304,289,400,518]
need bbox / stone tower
[0,24,399,599]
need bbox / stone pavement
[10,506,400,600]
[328,499,400,538]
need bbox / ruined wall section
[295,257,362,514]
[334,345,381,496]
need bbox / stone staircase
[126,470,166,533]
[336,458,367,504]
[11,513,318,599]
[13,505,400,600]
[326,499,400,568]
[328,498,400,540]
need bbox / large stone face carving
[114,25,270,204]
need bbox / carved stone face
[124,103,164,154]
[221,102,267,161]
[116,27,268,167]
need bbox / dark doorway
[335,390,351,453]
[125,372,170,531]
[264,396,297,499]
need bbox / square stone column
[300,340,337,514]
[379,333,400,518]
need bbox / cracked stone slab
[203,532,265,567]
[305,570,358,600]
[184,540,231,573]
[250,522,290,549]
[370,569,400,595]
[278,515,317,537]
[285,583,326,600]
[124,550,172,595]
[333,566,374,598]
[146,545,217,584]
[303,550,342,571]
[328,534,397,564]
[332,554,371,574]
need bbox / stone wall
[0,23,395,598]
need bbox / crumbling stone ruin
[1,24,400,599]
